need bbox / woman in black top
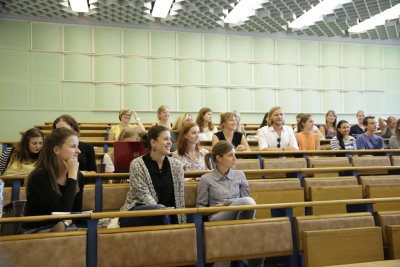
[212,112,250,151]
[24,128,84,232]
[52,114,96,172]
[350,110,366,138]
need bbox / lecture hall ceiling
[0,0,400,40]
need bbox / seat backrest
[97,224,197,267]
[308,185,363,215]
[102,184,130,211]
[359,175,400,197]
[308,157,351,177]
[386,225,400,259]
[303,226,383,267]
[204,218,293,263]
[233,159,261,179]
[376,211,400,245]
[352,156,391,175]
[295,212,375,252]
[390,156,400,166]
[303,176,358,200]
[367,184,400,212]
[263,158,306,178]
[184,182,198,208]
[0,231,86,266]
[83,184,95,211]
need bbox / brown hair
[363,116,375,127]
[27,128,79,195]
[142,125,170,149]
[10,128,44,166]
[196,107,215,133]
[297,114,312,133]
[176,122,200,156]
[204,141,234,170]
[325,110,337,128]
[395,119,400,142]
[52,114,80,136]
[219,112,236,131]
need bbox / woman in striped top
[330,120,357,150]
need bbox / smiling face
[151,130,172,156]
[159,108,170,121]
[184,125,200,145]
[326,112,336,123]
[54,135,81,161]
[121,112,132,123]
[216,148,236,169]
[338,122,350,137]
[225,116,238,131]
[28,137,43,154]
[357,111,365,124]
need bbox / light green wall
[0,19,400,140]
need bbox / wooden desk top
[327,259,400,267]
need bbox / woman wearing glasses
[109,109,146,141]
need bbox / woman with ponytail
[330,120,357,150]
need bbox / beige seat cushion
[391,156,400,166]
[83,184,95,211]
[352,156,391,175]
[97,224,197,267]
[308,157,351,177]
[233,159,262,179]
[204,218,293,263]
[249,179,300,190]
[296,213,375,252]
[0,231,86,266]
[184,182,198,208]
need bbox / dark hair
[363,116,375,127]
[336,120,349,150]
[27,128,79,195]
[52,114,80,136]
[204,141,234,170]
[196,107,215,133]
[297,114,311,133]
[141,125,170,149]
[259,112,268,129]
[176,122,200,156]
[11,128,44,165]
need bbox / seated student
[212,112,250,151]
[356,116,385,150]
[349,110,366,138]
[119,125,185,227]
[24,128,84,233]
[53,114,96,172]
[389,119,400,149]
[319,110,337,139]
[196,141,264,267]
[170,113,192,152]
[172,121,209,171]
[155,105,172,130]
[108,109,145,141]
[294,113,324,139]
[331,120,357,150]
[257,106,299,151]
[295,114,320,150]
[379,116,397,138]
[233,110,246,136]
[196,107,218,141]
[103,127,141,173]
[0,128,43,176]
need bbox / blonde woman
[379,116,397,138]
[156,105,172,130]
[212,112,250,151]
[109,109,145,141]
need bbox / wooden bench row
[1,199,400,267]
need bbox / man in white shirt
[257,106,299,151]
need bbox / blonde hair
[204,141,234,170]
[267,106,283,127]
[118,127,140,141]
[219,112,236,131]
[118,109,131,121]
[172,113,191,132]
[157,105,169,120]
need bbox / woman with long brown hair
[196,107,218,141]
